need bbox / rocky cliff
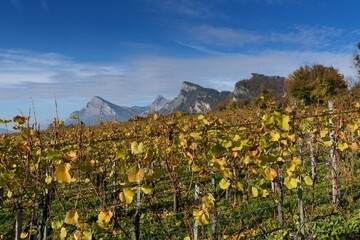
[233,73,285,101]
[159,81,231,114]
[65,96,149,126]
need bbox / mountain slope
[159,81,231,114]
[65,96,149,126]
[233,73,285,101]
[141,95,170,116]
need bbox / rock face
[159,81,231,114]
[65,96,149,126]
[141,95,170,116]
[65,74,286,126]
[233,73,285,101]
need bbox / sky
[1,0,360,127]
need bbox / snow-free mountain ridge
[65,96,149,126]
[65,74,286,126]
[159,81,231,114]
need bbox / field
[1,99,360,239]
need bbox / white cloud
[0,48,356,125]
[183,24,359,51]
[0,48,355,102]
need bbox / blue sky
[1,0,360,127]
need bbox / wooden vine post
[328,100,340,208]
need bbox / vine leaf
[98,209,113,224]
[131,141,144,155]
[13,115,26,124]
[60,228,67,240]
[303,176,313,186]
[281,115,290,131]
[263,168,277,181]
[219,178,230,190]
[141,185,153,194]
[270,132,280,142]
[193,209,209,225]
[237,182,244,191]
[251,187,258,198]
[64,210,79,225]
[55,164,72,183]
[120,188,134,204]
[337,142,348,152]
[128,166,145,183]
[62,151,77,163]
[284,177,300,189]
[351,141,359,151]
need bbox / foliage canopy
[285,64,347,105]
[354,42,360,77]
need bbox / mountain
[141,95,170,116]
[159,81,231,114]
[233,73,285,101]
[65,96,149,126]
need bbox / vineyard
[1,99,360,239]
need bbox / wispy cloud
[181,24,360,53]
[0,48,355,101]
[0,47,356,125]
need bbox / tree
[354,42,360,77]
[285,64,347,105]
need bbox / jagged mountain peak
[181,81,202,92]
[159,81,231,114]
[153,95,167,103]
[87,96,113,107]
[65,96,149,126]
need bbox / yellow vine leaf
[251,187,258,198]
[98,209,113,224]
[303,176,313,186]
[141,185,153,194]
[60,227,67,240]
[45,176,52,184]
[193,209,209,225]
[237,182,244,191]
[263,168,277,181]
[20,231,28,239]
[262,189,269,197]
[122,188,135,204]
[131,141,144,155]
[284,177,300,189]
[270,132,280,142]
[219,178,230,190]
[337,142,348,152]
[62,151,77,163]
[321,138,333,147]
[190,132,202,140]
[64,210,79,225]
[349,123,358,133]
[281,115,290,131]
[128,166,145,183]
[51,220,63,230]
[136,168,145,183]
[82,231,92,240]
[55,164,72,183]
